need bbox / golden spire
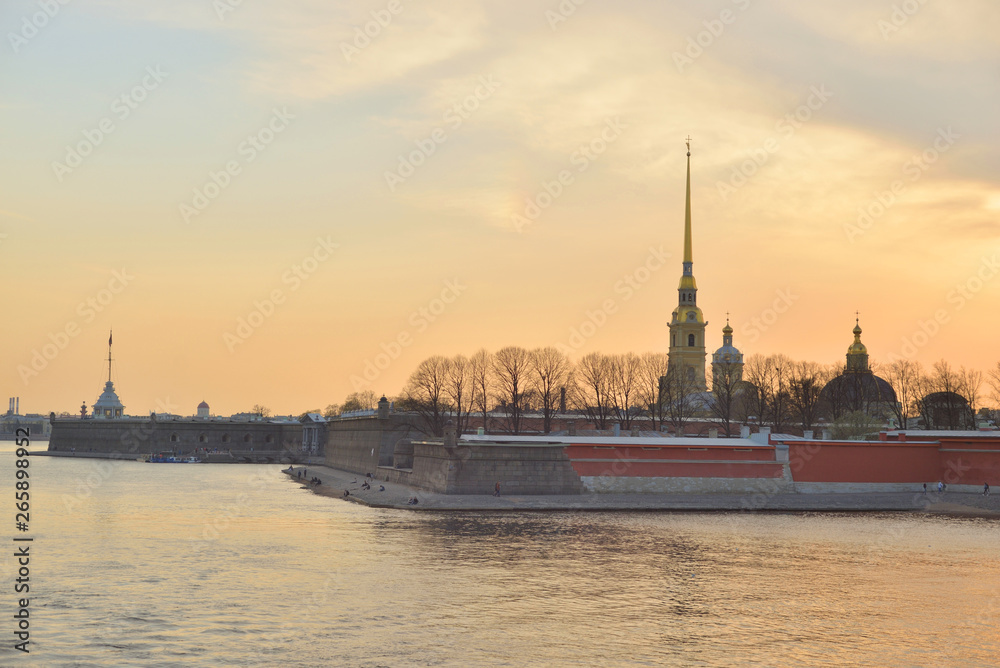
[678,137,697,291]
[684,136,693,264]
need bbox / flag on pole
[109,331,113,346]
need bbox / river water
[2,439,998,667]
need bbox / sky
[2,0,998,417]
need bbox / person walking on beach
[985,483,990,496]
[937,481,944,493]
[494,481,501,497]
[922,483,927,495]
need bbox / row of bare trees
[721,355,991,433]
[353,351,1000,437]
[397,348,679,436]
[884,359,985,430]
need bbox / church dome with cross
[819,318,896,420]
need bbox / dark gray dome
[820,372,897,419]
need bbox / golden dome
[847,320,866,355]
[723,322,733,336]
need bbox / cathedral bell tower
[667,139,708,391]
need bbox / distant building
[197,401,210,418]
[920,392,975,430]
[92,331,126,419]
[300,413,328,455]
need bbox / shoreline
[283,464,1000,518]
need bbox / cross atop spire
[685,135,692,156]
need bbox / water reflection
[3,442,998,667]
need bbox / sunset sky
[2,0,998,417]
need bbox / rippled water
[2,440,998,667]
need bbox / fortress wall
[786,437,1000,492]
[788,441,941,484]
[440,442,584,495]
[372,440,584,495]
[324,415,416,475]
[48,418,302,457]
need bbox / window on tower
[688,334,695,347]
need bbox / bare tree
[884,359,923,430]
[660,364,696,435]
[470,348,493,434]
[251,404,271,419]
[637,352,670,432]
[957,365,984,420]
[607,353,641,430]
[788,361,828,434]
[444,355,476,436]
[741,354,773,429]
[341,390,377,413]
[399,356,449,436]
[710,359,744,437]
[768,355,794,433]
[493,346,531,434]
[323,403,340,418]
[987,361,1000,425]
[990,361,1000,408]
[922,360,972,429]
[577,352,614,430]
[529,347,572,434]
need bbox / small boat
[147,453,201,463]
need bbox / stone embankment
[284,465,1000,516]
